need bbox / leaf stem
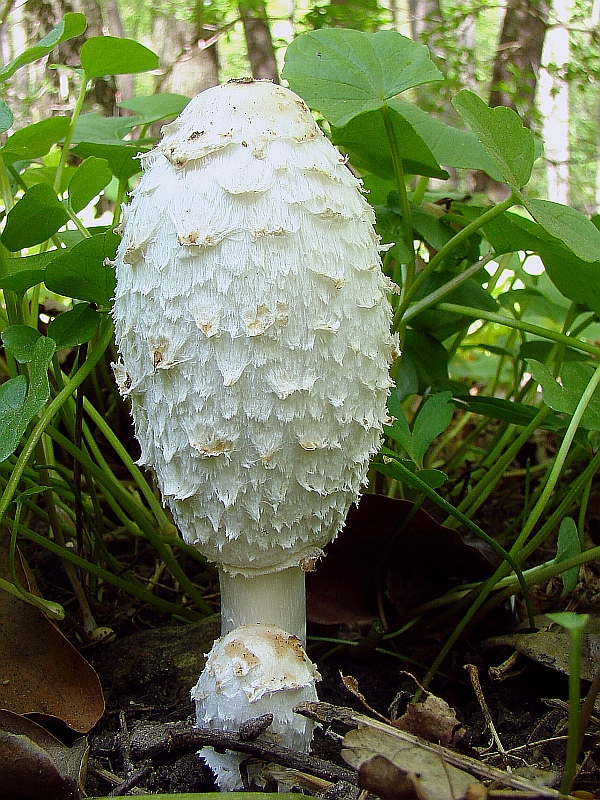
[436,303,600,359]
[393,195,516,328]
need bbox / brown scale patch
[269,631,305,661]
[190,438,234,457]
[224,638,260,668]
[177,232,199,246]
[188,130,205,140]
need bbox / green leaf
[44,230,119,307]
[372,454,448,490]
[1,117,70,165]
[118,93,190,125]
[555,517,580,592]
[384,390,412,455]
[0,375,26,415]
[21,163,77,194]
[0,98,14,133]
[47,304,101,349]
[71,113,134,144]
[547,611,589,632]
[72,142,141,181]
[455,394,566,431]
[524,199,600,263]
[1,324,43,363]
[389,98,502,180]
[80,36,159,78]
[527,359,600,430]
[1,183,69,251]
[68,157,112,213]
[0,13,86,83]
[0,336,55,463]
[409,271,498,340]
[385,390,454,468]
[282,29,442,127]
[411,391,454,468]
[0,252,56,295]
[395,330,449,399]
[452,89,535,189]
[541,249,600,317]
[332,106,448,180]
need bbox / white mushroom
[192,623,320,791]
[112,79,396,788]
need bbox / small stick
[131,721,357,785]
[464,663,510,764]
[108,764,152,796]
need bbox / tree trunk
[489,0,550,126]
[408,0,444,58]
[239,0,278,83]
[153,1,219,98]
[475,0,550,198]
[101,0,134,105]
[539,0,571,204]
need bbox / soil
[79,574,600,797]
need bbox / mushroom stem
[218,566,306,643]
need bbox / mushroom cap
[113,80,397,575]
[192,623,320,790]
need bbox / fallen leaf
[0,527,104,731]
[341,673,389,722]
[392,693,465,747]
[307,494,493,625]
[358,753,419,800]
[343,725,476,800]
[0,709,87,800]
[484,614,600,681]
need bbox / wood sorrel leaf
[395,330,449,399]
[389,98,502,179]
[524,199,600,263]
[47,304,101,350]
[70,117,141,180]
[0,336,54,463]
[1,325,42,363]
[118,93,190,126]
[0,99,13,133]
[283,29,442,127]
[411,392,455,469]
[44,230,119,307]
[541,249,600,316]
[452,89,535,189]
[2,117,70,166]
[80,36,159,78]
[0,13,86,83]
[1,183,69,251]
[527,359,600,430]
[0,253,55,296]
[332,106,448,180]
[555,517,580,592]
[67,156,112,213]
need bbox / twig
[130,720,357,785]
[118,710,133,776]
[295,701,565,798]
[108,764,152,796]
[464,663,516,767]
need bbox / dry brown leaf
[341,673,390,722]
[307,494,493,626]
[392,694,465,747]
[485,614,600,681]
[343,725,476,800]
[358,753,419,800]
[0,709,87,800]
[0,528,104,732]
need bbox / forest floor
[70,481,600,798]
